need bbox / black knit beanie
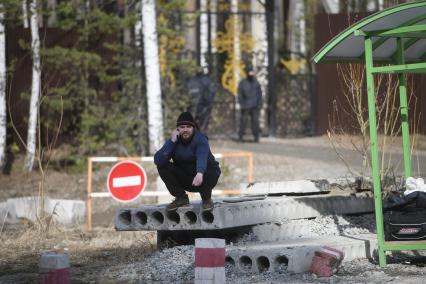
[176,112,198,129]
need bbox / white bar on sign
[113,176,141,188]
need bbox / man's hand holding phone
[171,128,180,143]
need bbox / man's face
[177,124,194,142]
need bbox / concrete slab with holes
[115,194,374,231]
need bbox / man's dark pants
[157,161,220,200]
[239,107,260,140]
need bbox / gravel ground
[100,214,426,283]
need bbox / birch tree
[0,4,6,169]
[199,0,208,68]
[141,0,164,154]
[24,0,41,171]
[320,0,339,14]
[22,0,29,28]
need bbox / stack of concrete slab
[115,179,379,274]
[114,194,374,231]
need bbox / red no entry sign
[107,160,147,203]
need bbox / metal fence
[206,70,316,138]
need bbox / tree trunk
[24,0,41,171]
[47,0,57,27]
[0,5,6,169]
[22,0,29,28]
[141,0,164,154]
[199,0,208,68]
[320,0,339,14]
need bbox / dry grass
[0,222,156,283]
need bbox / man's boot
[166,195,190,211]
[201,198,214,211]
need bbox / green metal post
[364,36,386,267]
[396,37,412,178]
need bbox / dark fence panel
[275,71,316,137]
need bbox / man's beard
[180,133,194,144]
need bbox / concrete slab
[47,199,86,225]
[115,194,374,231]
[249,222,313,242]
[240,180,327,195]
[0,201,18,224]
[6,196,46,223]
[239,177,380,196]
[225,234,377,274]
[5,197,85,225]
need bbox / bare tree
[0,4,6,169]
[329,62,416,184]
[141,0,164,154]
[24,0,41,171]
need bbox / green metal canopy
[313,1,426,268]
[314,0,426,64]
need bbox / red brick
[311,246,344,277]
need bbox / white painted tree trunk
[199,0,208,68]
[250,0,268,132]
[231,0,241,122]
[24,0,41,171]
[0,5,6,169]
[22,0,29,28]
[320,0,339,14]
[367,0,383,11]
[288,0,306,58]
[210,0,217,54]
[141,0,164,154]
[231,0,241,88]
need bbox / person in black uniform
[237,67,263,142]
[187,67,216,133]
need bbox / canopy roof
[313,0,426,64]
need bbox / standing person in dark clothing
[237,67,263,142]
[187,67,216,133]
[154,111,221,211]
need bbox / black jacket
[237,78,262,109]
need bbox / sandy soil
[1,135,426,283]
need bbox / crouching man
[154,111,221,211]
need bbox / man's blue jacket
[154,131,220,176]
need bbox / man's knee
[156,161,173,174]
